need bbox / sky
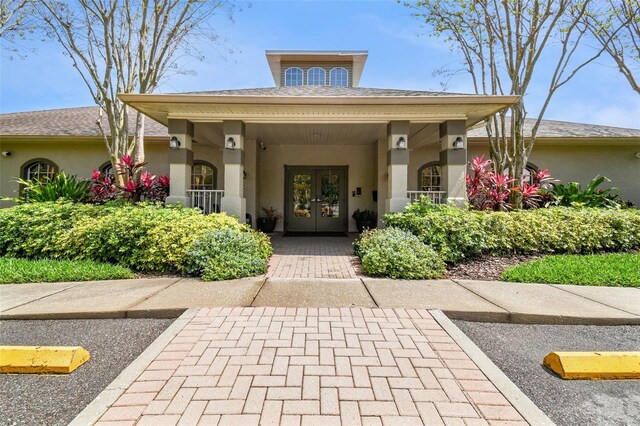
[1,0,639,129]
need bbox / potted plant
[257,206,282,233]
[352,209,377,233]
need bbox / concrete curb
[68,308,198,426]
[2,307,639,325]
[430,309,555,426]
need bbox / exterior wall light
[226,137,236,150]
[169,136,181,149]
[396,136,407,150]
[635,152,640,159]
[453,136,464,150]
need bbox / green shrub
[183,228,272,281]
[0,202,108,259]
[384,198,640,263]
[355,227,445,279]
[59,204,245,272]
[384,199,487,262]
[0,202,270,274]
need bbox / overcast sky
[1,0,638,128]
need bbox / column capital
[168,119,194,137]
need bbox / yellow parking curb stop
[544,351,640,380]
[0,346,90,374]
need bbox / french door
[285,166,348,232]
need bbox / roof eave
[118,93,519,106]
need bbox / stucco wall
[258,144,377,232]
[407,142,640,206]
[2,138,638,214]
[0,141,170,207]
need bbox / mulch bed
[446,254,541,281]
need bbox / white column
[385,120,410,213]
[221,120,246,222]
[166,119,194,206]
[439,120,468,206]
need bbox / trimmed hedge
[354,228,445,279]
[0,202,271,277]
[384,199,640,263]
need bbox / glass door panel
[286,169,316,232]
[293,174,312,217]
[316,169,346,232]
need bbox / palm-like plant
[16,172,91,203]
[551,176,620,208]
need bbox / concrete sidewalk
[1,277,638,324]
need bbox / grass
[0,257,134,284]
[500,253,640,287]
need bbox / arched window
[22,159,57,183]
[99,161,114,177]
[191,161,217,190]
[330,67,349,87]
[522,162,539,185]
[418,162,441,191]
[284,67,304,86]
[307,67,326,86]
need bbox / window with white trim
[23,160,57,183]
[307,67,326,86]
[284,67,304,86]
[330,67,348,87]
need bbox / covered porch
[119,91,516,231]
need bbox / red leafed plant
[466,155,515,211]
[466,156,552,211]
[89,155,170,203]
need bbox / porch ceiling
[193,122,441,147]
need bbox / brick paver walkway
[267,236,361,279]
[97,308,525,425]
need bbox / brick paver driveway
[98,308,525,425]
[267,236,361,279]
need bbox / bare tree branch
[35,0,238,184]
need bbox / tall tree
[403,0,605,207]
[0,0,35,58]
[36,0,236,184]
[583,0,640,94]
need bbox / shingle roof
[0,106,169,137]
[172,86,473,97]
[1,102,638,139]
[468,118,640,138]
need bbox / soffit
[195,122,438,147]
[121,97,516,129]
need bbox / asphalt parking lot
[0,318,174,426]
[454,321,640,426]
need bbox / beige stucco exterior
[3,132,638,220]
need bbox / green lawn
[500,253,640,287]
[0,257,134,284]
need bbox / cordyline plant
[89,155,169,203]
[466,156,551,211]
